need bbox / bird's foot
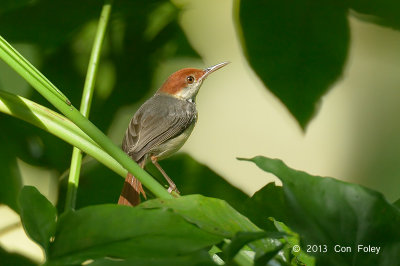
[167,185,180,196]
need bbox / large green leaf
[241,183,314,265]
[19,186,57,255]
[240,182,288,231]
[240,156,400,265]
[140,195,262,238]
[236,0,349,128]
[49,204,222,265]
[140,195,282,261]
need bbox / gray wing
[122,94,196,162]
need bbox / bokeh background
[1,0,400,263]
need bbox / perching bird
[118,62,229,206]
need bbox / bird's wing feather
[122,94,196,162]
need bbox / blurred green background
[1,0,400,263]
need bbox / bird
[118,62,230,206]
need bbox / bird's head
[157,62,229,101]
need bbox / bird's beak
[200,61,230,82]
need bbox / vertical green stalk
[64,0,113,211]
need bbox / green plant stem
[65,0,113,212]
[65,149,82,210]
[0,90,127,178]
[80,0,112,117]
[0,37,171,200]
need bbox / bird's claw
[167,186,180,196]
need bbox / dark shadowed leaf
[394,198,400,209]
[1,94,68,210]
[88,250,216,266]
[241,182,288,231]
[236,0,349,128]
[0,0,35,14]
[241,184,314,264]
[350,0,400,30]
[19,186,57,255]
[0,109,51,168]
[0,114,37,212]
[0,246,36,266]
[0,134,21,212]
[0,0,101,48]
[254,245,283,266]
[240,156,400,265]
[49,204,222,265]
[56,160,123,213]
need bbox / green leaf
[140,195,282,263]
[241,183,314,265]
[0,246,36,266]
[57,161,123,212]
[241,182,288,231]
[19,186,57,255]
[240,156,400,265]
[236,0,349,128]
[350,0,400,30]
[140,195,261,238]
[0,127,22,212]
[394,198,400,209]
[49,204,223,265]
[0,0,34,14]
[0,0,102,48]
[88,250,216,266]
[222,231,285,263]
[271,218,315,266]
[254,245,283,266]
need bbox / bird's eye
[186,75,195,84]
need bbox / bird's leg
[151,156,180,194]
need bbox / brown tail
[118,173,147,206]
